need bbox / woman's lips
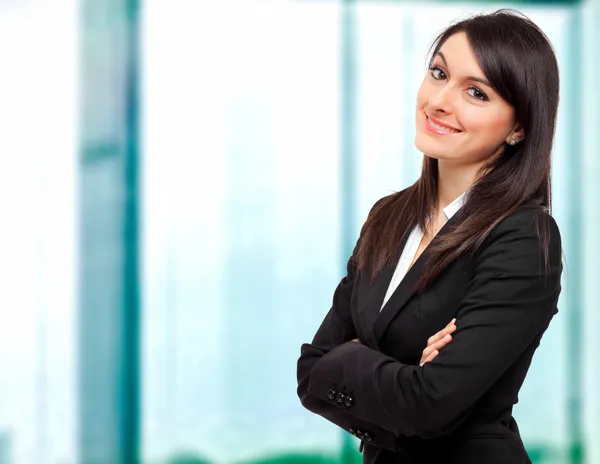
[425,114,462,135]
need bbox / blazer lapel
[373,208,466,344]
[356,231,411,350]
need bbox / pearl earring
[509,139,517,145]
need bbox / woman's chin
[415,140,449,160]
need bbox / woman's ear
[506,122,525,145]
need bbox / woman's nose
[428,86,454,114]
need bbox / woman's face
[415,32,523,165]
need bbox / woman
[296,9,562,464]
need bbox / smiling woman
[297,9,563,464]
[415,32,525,170]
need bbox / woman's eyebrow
[434,51,493,88]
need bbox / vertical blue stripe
[340,0,358,460]
[565,7,584,464]
[79,0,141,461]
[122,0,141,461]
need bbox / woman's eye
[466,86,489,101]
[429,66,446,80]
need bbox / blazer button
[356,430,364,440]
[336,392,345,404]
[363,432,372,442]
[327,389,336,400]
[348,428,356,436]
[344,396,353,408]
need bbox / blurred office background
[0,0,598,463]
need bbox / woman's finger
[420,349,439,367]
[427,320,456,345]
[422,334,453,358]
[427,322,456,346]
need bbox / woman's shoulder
[496,203,559,234]
[487,203,561,254]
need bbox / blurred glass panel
[142,1,343,462]
[0,1,78,463]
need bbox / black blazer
[296,198,562,464]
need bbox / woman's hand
[419,318,456,367]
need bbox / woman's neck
[436,159,482,210]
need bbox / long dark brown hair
[355,9,560,293]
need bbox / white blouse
[380,191,468,311]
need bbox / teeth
[428,117,459,133]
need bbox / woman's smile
[424,113,462,135]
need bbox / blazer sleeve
[306,209,562,439]
[296,197,400,451]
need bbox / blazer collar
[442,189,468,220]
